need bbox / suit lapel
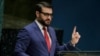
[33,22,55,52]
[48,27,55,52]
[33,22,48,50]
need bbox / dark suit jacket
[14,21,76,56]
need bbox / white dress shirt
[35,19,52,46]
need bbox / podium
[56,51,100,56]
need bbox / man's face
[36,7,53,26]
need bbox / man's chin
[45,24,50,26]
[45,22,50,26]
[44,23,50,26]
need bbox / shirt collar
[35,19,48,31]
[35,19,43,30]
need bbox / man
[14,1,81,56]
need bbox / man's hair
[35,1,52,12]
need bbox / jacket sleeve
[14,29,30,56]
[56,40,77,51]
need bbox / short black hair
[35,1,52,12]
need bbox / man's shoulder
[24,21,36,28]
[19,21,37,32]
[48,26,55,31]
[48,26,53,29]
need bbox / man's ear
[36,11,39,17]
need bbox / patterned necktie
[43,27,51,52]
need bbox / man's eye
[44,13,49,16]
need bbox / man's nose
[48,15,51,19]
[47,15,52,19]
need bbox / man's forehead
[41,7,52,13]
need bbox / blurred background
[0,0,52,56]
[3,0,51,29]
[0,0,100,56]
[52,0,100,51]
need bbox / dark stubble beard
[37,19,51,27]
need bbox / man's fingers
[76,32,79,35]
[76,32,81,38]
[73,26,76,34]
[72,32,81,38]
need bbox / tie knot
[43,27,47,30]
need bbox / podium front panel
[56,51,100,56]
